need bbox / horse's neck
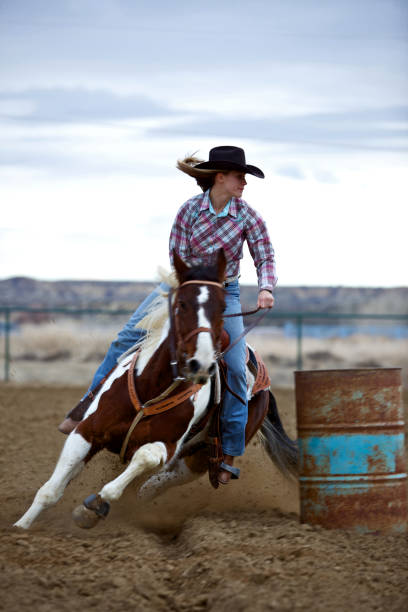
[136,336,174,400]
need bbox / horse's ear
[216,248,227,283]
[172,249,189,283]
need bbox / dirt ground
[1,385,407,612]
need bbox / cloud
[149,106,408,152]
[1,1,406,98]
[0,89,175,123]
[313,170,337,184]
[276,166,306,180]
[1,96,406,181]
[274,165,337,184]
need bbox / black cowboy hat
[194,146,264,179]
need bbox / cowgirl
[59,146,276,485]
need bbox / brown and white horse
[14,250,297,530]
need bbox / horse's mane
[118,261,221,366]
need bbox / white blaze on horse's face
[187,286,216,383]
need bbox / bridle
[168,279,224,381]
[168,278,270,381]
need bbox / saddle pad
[248,346,271,395]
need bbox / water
[283,321,408,339]
[0,322,18,334]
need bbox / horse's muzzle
[184,358,215,385]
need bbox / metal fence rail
[1,306,408,382]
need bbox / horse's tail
[259,391,298,479]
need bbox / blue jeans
[220,281,248,456]
[85,280,247,456]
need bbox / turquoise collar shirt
[208,197,231,218]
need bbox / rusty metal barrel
[295,369,407,533]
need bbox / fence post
[296,314,303,370]
[4,308,10,382]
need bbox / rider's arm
[245,206,277,294]
[169,202,192,265]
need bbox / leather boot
[58,417,80,435]
[57,393,95,435]
[58,366,117,434]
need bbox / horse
[14,250,297,530]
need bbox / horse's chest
[191,383,211,422]
[176,383,211,447]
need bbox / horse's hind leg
[137,461,199,502]
[14,432,91,530]
[137,450,207,503]
[73,441,167,528]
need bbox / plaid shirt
[169,190,277,292]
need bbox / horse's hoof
[72,504,102,529]
[12,520,29,530]
[72,494,110,529]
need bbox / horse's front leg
[72,441,168,528]
[14,432,91,530]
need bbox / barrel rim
[294,367,402,375]
[299,473,407,483]
[298,421,405,430]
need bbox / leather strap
[120,410,145,464]
[143,383,202,416]
[127,350,142,413]
[179,280,224,289]
[127,350,203,416]
[167,288,179,380]
[121,350,203,463]
[182,326,214,344]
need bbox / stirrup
[219,462,240,479]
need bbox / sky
[0,0,407,287]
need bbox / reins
[224,306,260,317]
[218,306,270,359]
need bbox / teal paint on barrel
[295,369,407,533]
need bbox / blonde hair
[177,154,224,192]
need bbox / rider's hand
[257,289,275,309]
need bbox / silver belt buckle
[224,275,239,287]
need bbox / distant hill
[1,277,407,315]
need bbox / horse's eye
[178,300,187,311]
